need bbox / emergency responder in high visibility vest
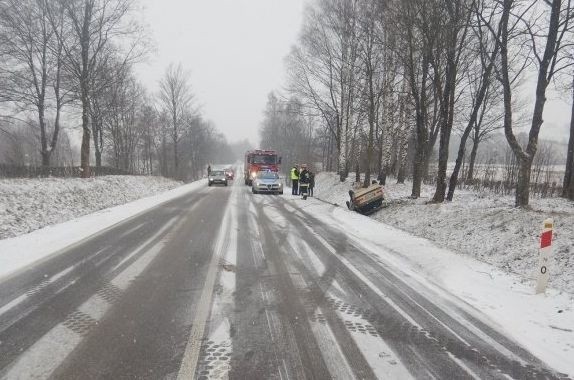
[290,165,300,195]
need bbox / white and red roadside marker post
[535,218,554,294]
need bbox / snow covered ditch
[314,172,574,295]
[0,175,183,240]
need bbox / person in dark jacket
[309,171,315,197]
[299,165,310,198]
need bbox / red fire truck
[244,149,281,185]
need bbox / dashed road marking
[177,188,235,380]
[1,215,188,380]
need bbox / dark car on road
[208,170,228,186]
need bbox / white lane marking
[4,290,116,378]
[265,309,276,342]
[335,232,474,346]
[328,294,413,379]
[111,217,178,273]
[0,294,28,317]
[343,233,529,364]
[410,348,439,380]
[247,210,265,268]
[259,282,278,344]
[219,195,237,292]
[1,324,82,380]
[269,206,413,379]
[247,191,294,380]
[111,217,183,291]
[48,265,75,283]
[308,306,357,380]
[194,189,239,378]
[338,229,530,365]
[0,265,77,318]
[302,223,423,329]
[446,352,482,380]
[292,203,520,376]
[118,222,146,239]
[286,235,326,276]
[2,215,188,380]
[328,280,347,296]
[177,195,233,380]
[388,281,470,346]
[77,294,110,321]
[281,358,292,380]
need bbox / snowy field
[0,175,183,239]
[314,172,574,294]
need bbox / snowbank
[0,178,204,281]
[0,175,182,239]
[314,172,574,294]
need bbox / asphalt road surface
[0,180,569,380]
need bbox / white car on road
[251,171,283,194]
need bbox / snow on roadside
[0,175,182,239]
[300,201,574,377]
[0,178,204,281]
[314,172,574,295]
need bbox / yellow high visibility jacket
[290,168,299,180]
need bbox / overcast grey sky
[135,0,306,146]
[134,0,570,147]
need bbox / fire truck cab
[244,149,281,186]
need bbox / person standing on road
[290,165,300,195]
[309,170,315,197]
[299,165,310,198]
[207,164,212,176]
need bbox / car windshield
[257,172,278,180]
[210,171,224,176]
[251,155,276,164]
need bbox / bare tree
[48,0,145,177]
[287,0,362,182]
[104,66,145,172]
[396,0,443,198]
[447,0,502,200]
[0,0,68,166]
[356,0,390,186]
[158,63,194,179]
[497,0,574,206]
[88,48,131,167]
[431,0,473,202]
[564,75,574,199]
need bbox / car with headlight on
[251,171,283,194]
[208,170,228,186]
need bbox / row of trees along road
[263,0,574,205]
[0,0,234,180]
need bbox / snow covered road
[0,179,571,379]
